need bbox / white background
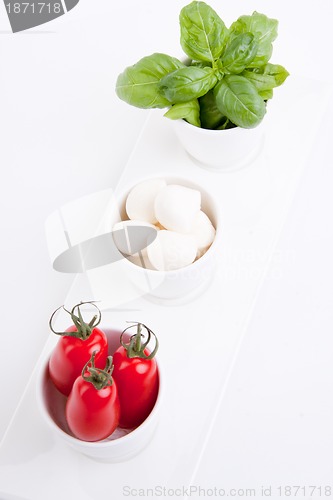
[0,0,333,497]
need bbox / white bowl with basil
[115,1,289,170]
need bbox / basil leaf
[158,66,218,103]
[259,89,273,100]
[230,11,278,68]
[164,100,201,127]
[115,53,185,109]
[221,33,258,74]
[180,1,228,63]
[242,64,289,92]
[191,60,213,68]
[214,74,266,128]
[199,90,228,130]
[216,119,236,130]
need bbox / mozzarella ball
[154,184,201,233]
[191,211,216,258]
[126,179,167,224]
[147,230,197,271]
[112,220,158,256]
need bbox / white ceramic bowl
[112,176,220,303]
[172,118,265,171]
[36,329,162,462]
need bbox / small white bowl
[113,176,220,303]
[172,118,265,171]
[36,329,162,462]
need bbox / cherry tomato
[66,352,120,442]
[112,323,159,429]
[48,302,108,396]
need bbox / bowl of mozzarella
[112,177,220,302]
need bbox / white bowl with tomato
[111,175,220,303]
[37,304,162,462]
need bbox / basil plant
[116,1,289,130]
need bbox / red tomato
[112,323,159,429]
[48,302,108,396]
[66,353,120,442]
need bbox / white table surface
[0,1,333,498]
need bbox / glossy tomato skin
[65,376,120,442]
[112,347,159,429]
[49,325,108,396]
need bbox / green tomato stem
[81,351,114,390]
[120,322,159,360]
[49,301,102,340]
